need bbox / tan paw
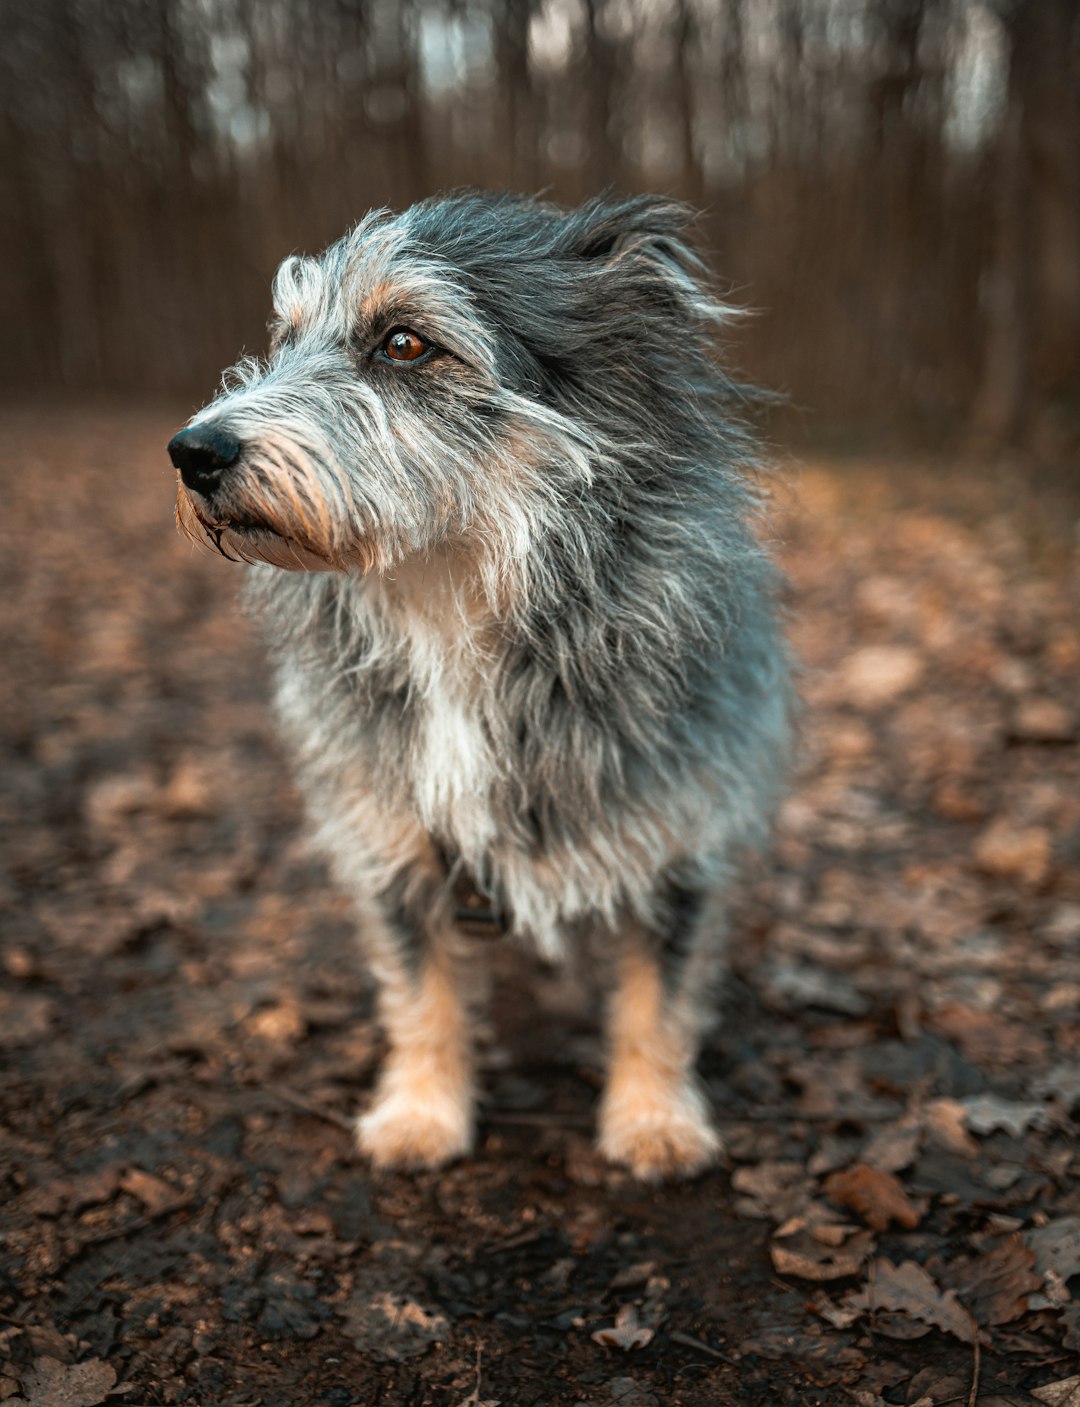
[597,1083,721,1182]
[356,1089,473,1171]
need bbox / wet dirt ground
[1,407,1078,1407]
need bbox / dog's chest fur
[397,605,499,860]
[349,556,512,864]
[260,546,752,956]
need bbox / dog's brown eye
[382,328,431,363]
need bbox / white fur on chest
[412,671,498,859]
[377,561,500,865]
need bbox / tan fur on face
[175,481,384,574]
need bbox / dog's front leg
[354,890,476,1171]
[597,893,725,1181]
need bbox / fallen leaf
[961,1094,1050,1137]
[342,1293,447,1362]
[808,1290,860,1329]
[771,1215,875,1281]
[609,1262,658,1290]
[824,1163,922,1232]
[860,1117,922,1174]
[1033,1377,1080,1407]
[973,821,1052,884]
[929,1005,1047,1065]
[731,1161,812,1221]
[243,999,306,1044]
[1061,1305,1080,1353]
[591,1304,654,1352]
[339,1242,449,1362]
[1026,1218,1080,1281]
[905,1370,968,1405]
[837,646,924,709]
[119,1167,189,1216]
[1012,698,1074,743]
[762,960,870,1016]
[20,1357,117,1407]
[923,1099,980,1157]
[937,1237,1043,1326]
[82,771,157,831]
[161,757,218,817]
[841,1259,983,1344]
[1035,1064,1080,1112]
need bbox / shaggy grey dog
[169,191,793,1180]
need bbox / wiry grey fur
[172,191,793,1180]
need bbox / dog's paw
[356,1089,473,1171]
[597,1082,721,1182]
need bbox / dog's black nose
[168,424,241,496]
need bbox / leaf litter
[1,419,1078,1404]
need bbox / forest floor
[1,406,1079,1407]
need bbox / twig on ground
[668,1330,739,1366]
[269,1084,354,1131]
[968,1338,981,1407]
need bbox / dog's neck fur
[363,543,503,686]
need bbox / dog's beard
[175,485,382,573]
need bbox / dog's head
[171,191,736,593]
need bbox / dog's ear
[567,194,698,264]
[561,194,730,325]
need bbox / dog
[169,191,793,1180]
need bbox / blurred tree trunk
[496,0,540,190]
[583,0,621,190]
[1025,0,1080,448]
[672,0,703,202]
[970,2,1037,448]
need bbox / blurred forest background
[2,0,1078,448]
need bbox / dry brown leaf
[928,1005,1047,1066]
[19,1358,117,1407]
[938,1237,1043,1326]
[808,1290,860,1329]
[27,1168,122,1219]
[339,1242,448,1363]
[961,1094,1050,1137]
[923,1098,980,1156]
[973,820,1052,885]
[1035,1064,1080,1111]
[730,1161,812,1221]
[118,1167,189,1217]
[1012,699,1075,743]
[1026,1217,1080,1281]
[609,1262,658,1290]
[824,1163,922,1232]
[1061,1305,1080,1353]
[860,1117,922,1174]
[591,1304,654,1352]
[161,757,218,817]
[841,1258,983,1344]
[243,999,306,1044]
[837,646,924,709]
[1033,1378,1080,1407]
[771,1215,875,1281]
[342,1293,448,1361]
